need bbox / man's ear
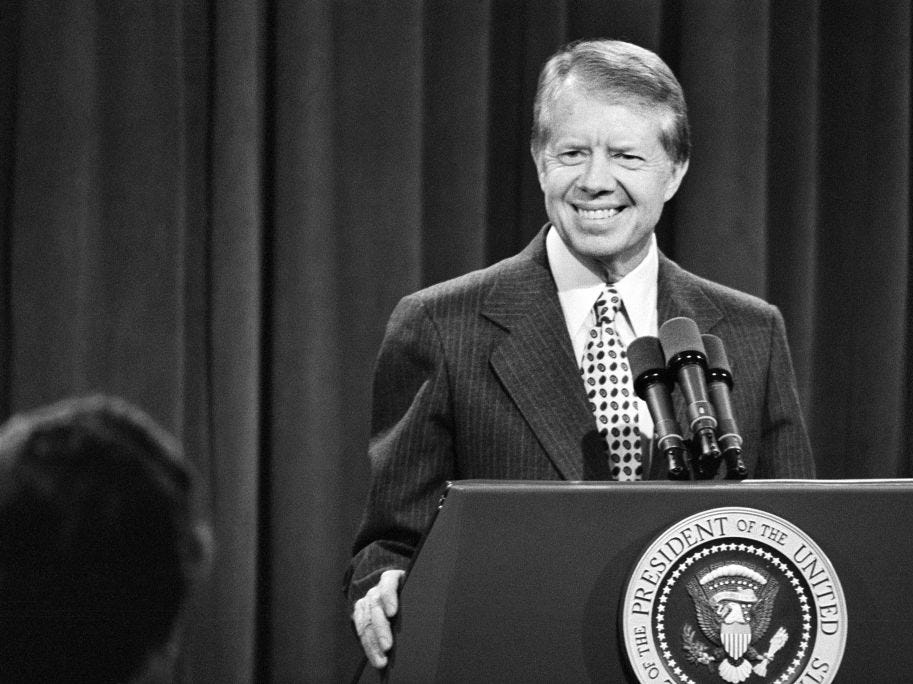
[663,159,689,201]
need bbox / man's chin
[562,232,651,278]
[567,233,629,261]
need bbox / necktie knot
[594,286,622,325]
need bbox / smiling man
[536,98,687,278]
[347,39,814,669]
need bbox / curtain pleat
[676,1,771,297]
[1,1,911,681]
[813,1,910,477]
[421,0,491,285]
[8,0,185,424]
[269,0,361,679]
[768,0,820,407]
[195,0,267,681]
[0,1,18,419]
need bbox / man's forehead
[548,88,669,144]
[555,77,664,118]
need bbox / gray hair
[531,39,691,165]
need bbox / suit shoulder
[668,260,781,322]
[700,275,777,316]
[398,251,529,310]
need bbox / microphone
[658,317,721,479]
[628,336,690,480]
[702,334,748,480]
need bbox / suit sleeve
[344,294,455,605]
[755,307,816,478]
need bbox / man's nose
[577,153,618,194]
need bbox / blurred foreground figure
[0,395,212,683]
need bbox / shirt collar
[546,226,658,337]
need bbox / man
[0,395,212,683]
[347,39,814,669]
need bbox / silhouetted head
[0,395,211,683]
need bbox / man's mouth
[576,206,624,220]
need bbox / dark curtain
[1,1,910,681]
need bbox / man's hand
[353,569,406,669]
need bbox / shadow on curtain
[0,0,909,681]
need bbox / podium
[376,479,913,683]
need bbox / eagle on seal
[685,563,780,683]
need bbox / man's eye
[614,153,645,168]
[558,150,586,164]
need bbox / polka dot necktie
[580,286,643,481]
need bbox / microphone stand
[667,435,746,481]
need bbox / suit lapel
[479,243,729,481]
[482,234,595,481]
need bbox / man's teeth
[578,207,622,219]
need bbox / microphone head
[627,336,666,382]
[701,334,731,373]
[658,317,705,364]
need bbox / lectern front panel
[386,480,912,684]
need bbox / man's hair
[531,39,691,165]
[0,395,211,683]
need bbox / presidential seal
[622,507,847,683]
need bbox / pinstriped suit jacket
[347,230,814,602]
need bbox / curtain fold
[191,0,266,681]
[768,0,819,405]
[676,0,771,297]
[421,0,491,285]
[1,1,911,681]
[809,0,911,477]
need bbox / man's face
[534,83,688,280]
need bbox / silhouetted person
[0,395,211,683]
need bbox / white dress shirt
[545,226,658,441]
